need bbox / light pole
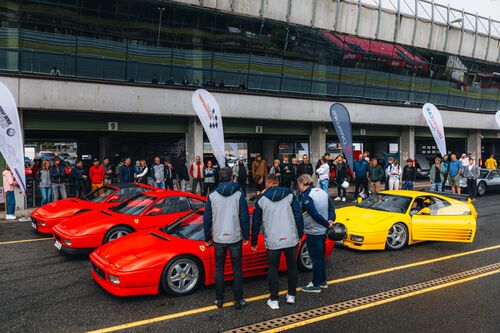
[157,7,165,47]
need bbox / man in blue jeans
[204,167,250,309]
[298,174,335,293]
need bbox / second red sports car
[31,183,157,233]
[52,191,206,255]
[89,209,335,297]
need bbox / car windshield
[109,195,156,216]
[162,211,205,241]
[82,186,115,202]
[359,194,412,214]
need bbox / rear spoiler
[421,189,471,202]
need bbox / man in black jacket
[164,161,175,190]
[50,157,67,201]
[402,159,417,190]
[297,154,314,177]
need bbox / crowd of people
[3,149,496,218]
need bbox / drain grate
[224,262,500,333]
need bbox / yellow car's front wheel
[386,223,408,251]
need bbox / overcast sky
[434,0,499,19]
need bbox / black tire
[103,225,134,244]
[161,255,203,296]
[385,222,408,251]
[477,182,487,196]
[297,242,313,271]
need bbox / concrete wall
[4,76,498,132]
[168,0,500,63]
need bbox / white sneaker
[285,294,295,304]
[5,215,16,220]
[267,299,279,310]
[334,196,341,201]
[341,197,346,202]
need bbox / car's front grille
[54,233,62,242]
[92,263,105,279]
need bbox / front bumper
[89,252,160,296]
[339,229,388,251]
[31,213,67,234]
[52,228,102,253]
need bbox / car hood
[34,198,94,219]
[56,210,115,235]
[95,230,176,271]
[335,206,399,229]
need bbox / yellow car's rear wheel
[386,223,408,250]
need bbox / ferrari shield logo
[199,245,205,252]
[134,219,139,224]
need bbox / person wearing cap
[298,174,335,293]
[401,158,416,190]
[50,156,67,201]
[89,158,105,191]
[251,174,303,310]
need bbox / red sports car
[89,209,334,297]
[52,191,206,255]
[31,183,157,234]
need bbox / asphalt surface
[0,194,499,333]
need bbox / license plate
[54,240,63,250]
[335,240,344,245]
[31,222,37,229]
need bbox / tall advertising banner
[330,103,354,168]
[422,103,447,157]
[191,89,226,167]
[0,81,26,193]
[495,110,500,129]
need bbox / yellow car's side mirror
[357,197,363,204]
[418,207,431,215]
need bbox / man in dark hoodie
[251,174,303,310]
[298,174,336,293]
[203,167,250,310]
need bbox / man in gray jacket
[203,167,250,310]
[251,174,304,310]
[463,157,480,199]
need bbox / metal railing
[350,0,500,38]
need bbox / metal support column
[411,0,418,46]
[428,0,435,49]
[375,0,382,39]
[394,0,401,41]
[485,17,491,60]
[472,12,478,58]
[310,0,317,27]
[443,5,450,52]
[334,0,341,31]
[458,8,465,55]
[286,0,292,23]
[355,0,361,35]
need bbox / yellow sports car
[335,190,477,250]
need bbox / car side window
[189,198,205,210]
[428,197,451,216]
[488,170,499,179]
[109,188,129,202]
[164,197,191,214]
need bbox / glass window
[154,196,191,214]
[359,194,412,214]
[163,211,204,241]
[83,186,115,202]
[111,195,156,216]
[189,197,205,210]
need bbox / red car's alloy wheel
[104,226,133,244]
[162,256,201,296]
